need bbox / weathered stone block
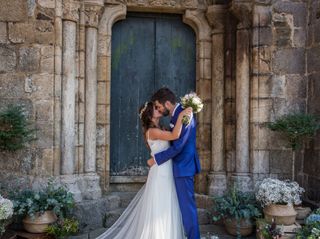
[18,46,40,72]
[293,28,306,48]
[273,97,306,119]
[38,0,55,8]
[225,150,235,172]
[225,124,235,151]
[273,1,307,27]
[0,45,16,73]
[253,5,272,27]
[75,123,84,146]
[198,150,211,171]
[8,22,34,43]
[196,124,211,151]
[35,20,55,44]
[285,74,307,99]
[97,81,107,104]
[252,46,271,74]
[34,100,54,121]
[0,73,26,98]
[0,22,7,43]
[251,150,270,173]
[250,99,273,123]
[40,45,54,73]
[35,122,54,148]
[27,73,54,100]
[307,47,320,73]
[198,79,211,101]
[272,48,305,74]
[97,104,109,124]
[270,150,292,174]
[27,0,36,17]
[308,72,320,115]
[40,148,54,175]
[274,26,292,47]
[96,124,107,146]
[0,0,28,22]
[252,27,272,46]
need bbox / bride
[96,101,192,239]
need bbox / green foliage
[212,186,262,222]
[0,105,36,151]
[10,180,75,219]
[267,113,320,150]
[297,221,320,239]
[296,208,320,239]
[45,218,79,239]
[256,218,282,239]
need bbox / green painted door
[110,13,196,177]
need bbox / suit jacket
[154,104,201,177]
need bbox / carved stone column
[81,0,104,199]
[61,0,82,201]
[206,5,227,196]
[230,1,253,191]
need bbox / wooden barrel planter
[224,218,253,237]
[263,204,297,225]
[23,211,57,233]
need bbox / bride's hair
[139,102,156,133]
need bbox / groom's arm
[153,119,192,166]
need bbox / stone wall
[300,0,320,205]
[0,0,319,200]
[0,0,56,188]
[249,0,308,185]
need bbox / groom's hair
[151,87,176,105]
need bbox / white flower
[0,195,14,220]
[255,178,304,207]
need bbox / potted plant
[45,218,79,239]
[256,218,282,239]
[296,208,320,239]
[255,178,304,225]
[267,113,320,181]
[10,181,75,233]
[212,186,262,237]
[0,195,14,237]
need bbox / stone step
[108,191,138,208]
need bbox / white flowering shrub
[255,178,305,207]
[0,195,14,235]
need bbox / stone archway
[97,2,216,192]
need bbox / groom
[148,87,201,239]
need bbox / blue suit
[154,104,201,239]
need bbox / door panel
[110,13,195,177]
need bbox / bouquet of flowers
[180,92,204,124]
[0,195,14,235]
[255,178,304,207]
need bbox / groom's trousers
[175,176,200,239]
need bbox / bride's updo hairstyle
[139,102,156,133]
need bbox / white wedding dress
[96,138,186,239]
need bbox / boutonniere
[170,123,174,128]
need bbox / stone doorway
[109,12,196,190]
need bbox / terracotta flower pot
[263,204,297,225]
[295,206,311,220]
[23,210,57,233]
[224,218,253,237]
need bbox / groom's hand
[147,157,156,167]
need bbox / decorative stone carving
[230,1,252,28]
[106,0,199,11]
[62,0,80,22]
[84,4,103,28]
[206,5,227,33]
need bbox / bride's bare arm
[148,107,192,141]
